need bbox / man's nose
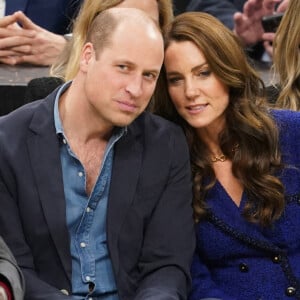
[125,75,143,97]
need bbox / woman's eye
[197,70,211,77]
[167,77,181,85]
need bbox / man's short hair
[85,9,118,57]
[85,8,159,59]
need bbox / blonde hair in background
[50,0,173,80]
[273,0,300,110]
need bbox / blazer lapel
[26,95,72,282]
[107,120,143,273]
[207,182,281,253]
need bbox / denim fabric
[54,83,124,299]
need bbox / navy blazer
[5,0,82,34]
[189,109,300,300]
[0,87,195,300]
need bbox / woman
[51,0,173,80]
[154,11,300,300]
[270,0,300,109]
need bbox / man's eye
[118,65,128,71]
[144,72,157,80]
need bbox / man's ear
[80,42,94,72]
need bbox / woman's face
[117,0,159,25]
[164,40,230,135]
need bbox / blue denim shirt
[54,82,125,300]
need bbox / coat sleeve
[0,179,72,300]
[134,126,196,300]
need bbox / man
[0,7,195,300]
[0,0,81,65]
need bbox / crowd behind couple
[0,0,300,299]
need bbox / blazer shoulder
[132,112,186,142]
[0,92,56,138]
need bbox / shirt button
[86,276,91,281]
[78,171,83,177]
[62,138,67,144]
[86,207,91,213]
[60,289,69,295]
[286,286,296,296]
[239,263,249,272]
[272,255,281,263]
[80,242,86,248]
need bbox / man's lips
[115,100,138,113]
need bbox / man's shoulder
[134,111,181,129]
[0,94,55,136]
[131,111,184,138]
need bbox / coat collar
[205,181,283,253]
[27,92,72,282]
[106,116,143,275]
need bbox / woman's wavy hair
[153,12,285,227]
[50,0,173,80]
[273,0,300,110]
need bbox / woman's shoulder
[271,109,300,161]
[271,108,300,128]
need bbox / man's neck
[58,84,113,145]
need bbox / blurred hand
[233,0,281,46]
[277,0,289,11]
[0,11,67,66]
[261,0,289,57]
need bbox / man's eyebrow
[115,60,161,74]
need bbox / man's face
[81,21,164,129]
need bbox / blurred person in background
[0,237,24,300]
[24,0,173,103]
[0,0,82,65]
[267,0,299,109]
[186,0,288,61]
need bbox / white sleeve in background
[0,0,5,18]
